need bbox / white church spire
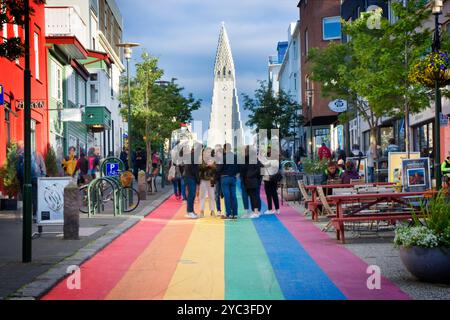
[207,23,244,149]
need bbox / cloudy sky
[116,0,299,128]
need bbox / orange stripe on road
[105,203,196,300]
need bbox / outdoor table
[305,182,395,220]
[326,191,428,243]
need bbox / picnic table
[304,182,395,220]
[326,191,428,243]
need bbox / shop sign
[328,99,347,113]
[16,100,46,109]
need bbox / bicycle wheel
[79,185,89,213]
[121,187,140,212]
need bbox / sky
[116,0,299,129]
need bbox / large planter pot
[0,198,18,211]
[399,246,450,284]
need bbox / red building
[0,2,49,165]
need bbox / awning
[86,50,114,67]
[83,106,112,132]
[46,36,88,59]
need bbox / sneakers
[220,215,229,220]
[250,213,260,219]
[210,211,215,217]
[264,210,274,215]
[199,210,205,218]
[187,212,198,219]
[231,215,238,220]
[241,213,251,219]
[275,209,280,215]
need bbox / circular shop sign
[329,99,348,113]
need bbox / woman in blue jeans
[183,147,200,219]
[216,144,239,219]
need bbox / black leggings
[264,180,279,210]
[247,187,261,212]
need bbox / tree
[242,80,302,141]
[120,52,201,167]
[309,1,445,150]
[44,144,58,177]
[0,143,20,198]
[0,0,46,60]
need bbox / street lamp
[22,0,32,263]
[432,0,443,189]
[306,89,314,158]
[117,42,140,171]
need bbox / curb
[9,188,174,300]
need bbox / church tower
[207,23,244,149]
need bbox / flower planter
[0,198,18,211]
[399,246,450,284]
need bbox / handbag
[167,165,176,181]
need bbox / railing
[45,6,88,49]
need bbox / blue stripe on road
[252,200,346,300]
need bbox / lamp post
[22,0,32,263]
[306,89,314,159]
[432,0,443,190]
[117,42,140,171]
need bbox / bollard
[64,181,80,240]
[138,170,147,200]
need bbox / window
[304,29,309,57]
[5,105,10,145]
[13,23,19,64]
[2,5,7,42]
[78,78,86,107]
[31,120,36,153]
[323,16,341,40]
[293,40,298,60]
[51,61,63,101]
[90,73,99,104]
[33,32,39,80]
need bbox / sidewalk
[0,185,173,300]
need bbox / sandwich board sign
[37,177,72,225]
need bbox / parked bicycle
[79,170,140,214]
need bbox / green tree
[0,0,46,60]
[44,145,58,177]
[120,52,201,167]
[0,143,20,198]
[309,1,444,149]
[242,80,302,141]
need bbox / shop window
[413,122,434,157]
[90,73,99,104]
[31,120,36,153]
[5,104,11,146]
[379,126,394,154]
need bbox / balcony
[45,6,88,50]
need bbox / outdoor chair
[298,180,312,216]
[317,186,336,232]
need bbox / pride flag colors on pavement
[43,188,409,300]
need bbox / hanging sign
[402,158,431,192]
[61,109,82,122]
[0,85,4,105]
[16,100,46,109]
[328,99,347,113]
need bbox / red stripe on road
[42,195,182,300]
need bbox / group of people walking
[169,143,281,220]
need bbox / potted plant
[394,190,450,284]
[45,145,59,177]
[0,143,21,211]
[302,158,328,185]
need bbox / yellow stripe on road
[164,210,225,300]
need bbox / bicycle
[79,170,140,213]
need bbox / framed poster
[388,152,420,183]
[37,177,72,225]
[402,158,431,192]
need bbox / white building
[271,21,303,158]
[207,23,244,149]
[46,0,126,158]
